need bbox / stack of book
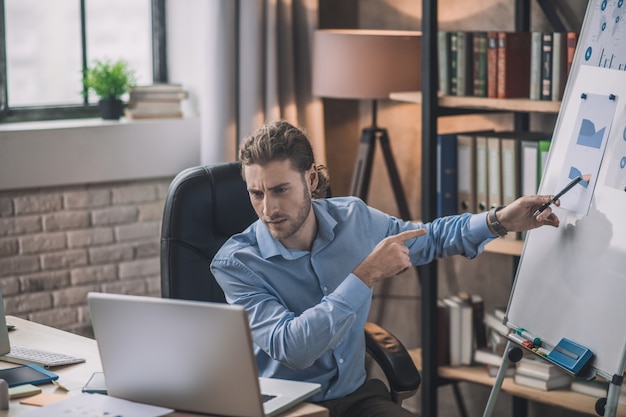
[482,307,508,355]
[125,84,189,120]
[570,378,626,405]
[474,307,514,377]
[474,347,515,377]
[513,356,572,391]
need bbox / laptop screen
[87,292,319,417]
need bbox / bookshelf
[485,238,524,257]
[389,92,562,114]
[415,1,566,416]
[408,348,626,417]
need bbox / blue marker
[516,328,542,347]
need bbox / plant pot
[98,99,124,120]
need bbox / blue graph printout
[582,0,626,71]
[558,93,617,215]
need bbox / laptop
[87,292,321,417]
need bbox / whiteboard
[506,0,626,379]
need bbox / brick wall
[0,178,173,337]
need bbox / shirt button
[323,286,328,292]
[338,358,344,364]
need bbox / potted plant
[83,59,136,120]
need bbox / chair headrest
[205,162,258,237]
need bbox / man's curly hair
[239,120,330,199]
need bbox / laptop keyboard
[262,394,277,403]
[1,345,86,368]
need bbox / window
[0,0,166,123]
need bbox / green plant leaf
[83,59,137,100]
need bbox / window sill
[0,117,201,191]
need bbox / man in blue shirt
[211,120,560,417]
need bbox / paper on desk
[19,392,66,406]
[20,393,173,417]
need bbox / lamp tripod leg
[378,129,411,221]
[350,128,377,202]
[349,128,412,222]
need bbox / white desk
[0,316,328,417]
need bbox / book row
[438,31,578,101]
[437,130,552,240]
[438,292,486,367]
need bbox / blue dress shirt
[211,196,495,402]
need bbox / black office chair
[160,161,421,404]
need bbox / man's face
[244,159,314,245]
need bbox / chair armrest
[364,321,421,403]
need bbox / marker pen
[516,328,542,347]
[508,333,527,346]
[533,176,583,217]
[536,347,551,357]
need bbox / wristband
[488,205,508,237]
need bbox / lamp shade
[312,29,421,100]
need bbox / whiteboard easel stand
[482,340,523,417]
[597,359,626,417]
[482,339,626,417]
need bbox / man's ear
[309,165,319,189]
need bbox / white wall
[166,0,239,165]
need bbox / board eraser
[547,338,593,374]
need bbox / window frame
[0,0,167,123]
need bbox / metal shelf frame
[419,1,532,416]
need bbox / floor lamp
[312,29,421,220]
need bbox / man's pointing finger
[387,228,427,244]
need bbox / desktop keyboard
[0,345,86,368]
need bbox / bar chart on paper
[582,0,626,70]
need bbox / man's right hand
[353,228,427,288]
